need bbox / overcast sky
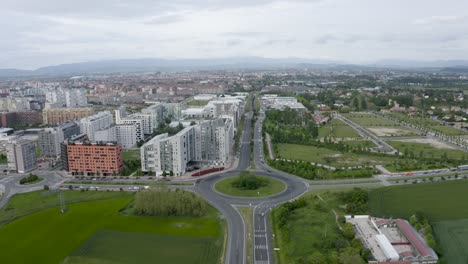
[2,0,468,69]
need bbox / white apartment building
[79,111,113,141]
[181,98,241,130]
[142,103,165,129]
[141,118,233,176]
[116,125,137,149]
[94,126,117,142]
[45,88,87,108]
[115,107,151,141]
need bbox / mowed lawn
[433,219,468,264]
[342,113,398,127]
[277,143,394,167]
[387,141,467,160]
[318,119,361,138]
[122,149,141,160]
[0,194,224,264]
[369,179,468,221]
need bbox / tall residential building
[38,122,80,159]
[0,111,42,128]
[38,128,63,159]
[115,107,150,141]
[141,118,233,176]
[62,139,123,176]
[43,108,94,125]
[45,88,87,108]
[142,103,165,128]
[79,111,113,141]
[6,138,38,173]
[116,125,137,149]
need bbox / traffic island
[214,172,286,197]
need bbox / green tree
[343,223,355,239]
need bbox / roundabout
[214,174,286,198]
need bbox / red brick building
[63,141,124,176]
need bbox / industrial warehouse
[346,215,438,264]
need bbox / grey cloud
[314,34,337,44]
[144,13,187,25]
[226,39,243,47]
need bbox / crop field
[433,219,468,264]
[342,113,398,127]
[387,140,466,160]
[369,180,468,263]
[369,179,468,221]
[277,143,394,168]
[0,192,224,264]
[0,191,132,225]
[63,230,219,264]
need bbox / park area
[276,143,394,168]
[0,191,224,264]
[318,119,361,138]
[186,100,209,107]
[386,113,468,136]
[387,139,467,160]
[342,113,419,137]
[369,180,468,264]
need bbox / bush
[231,172,268,190]
[19,174,40,185]
[134,189,208,217]
[43,185,49,191]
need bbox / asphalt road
[0,171,64,208]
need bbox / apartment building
[43,107,94,125]
[116,125,137,149]
[62,139,123,176]
[79,111,113,141]
[141,118,233,176]
[6,138,38,173]
[38,122,80,159]
[0,111,42,128]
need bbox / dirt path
[265,133,275,160]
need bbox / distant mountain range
[2,57,468,77]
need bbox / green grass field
[369,179,468,221]
[122,149,141,160]
[386,113,468,136]
[277,143,394,168]
[0,191,132,226]
[215,176,286,197]
[63,230,219,264]
[0,192,224,264]
[433,219,468,264]
[387,141,467,160]
[433,126,468,136]
[342,113,398,127]
[186,100,209,107]
[319,119,361,138]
